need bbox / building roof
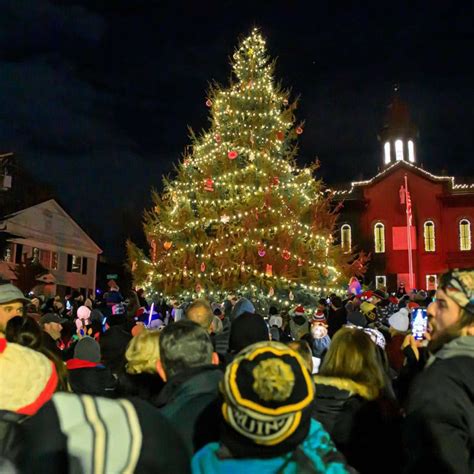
[330,160,474,199]
[1,199,102,255]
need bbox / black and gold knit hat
[220,341,314,456]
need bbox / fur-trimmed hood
[313,375,376,400]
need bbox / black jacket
[312,375,402,474]
[66,359,117,397]
[0,411,26,463]
[404,336,474,474]
[15,393,190,473]
[327,307,347,338]
[41,332,63,360]
[99,325,132,374]
[115,371,165,403]
[155,365,223,455]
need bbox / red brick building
[333,95,474,291]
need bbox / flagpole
[404,174,414,289]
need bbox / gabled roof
[331,160,474,197]
[2,199,102,254]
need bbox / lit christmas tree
[128,28,362,310]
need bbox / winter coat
[115,371,165,402]
[99,325,132,374]
[289,315,309,340]
[327,307,347,338]
[191,419,349,473]
[404,336,474,474]
[66,359,117,397]
[0,410,26,464]
[312,375,402,474]
[15,392,190,473]
[155,365,223,455]
[41,332,63,360]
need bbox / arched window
[395,139,404,161]
[423,221,436,252]
[384,142,391,164]
[408,140,415,162]
[341,224,352,253]
[459,219,472,251]
[374,222,385,253]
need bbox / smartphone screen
[412,308,428,341]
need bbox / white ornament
[220,214,230,224]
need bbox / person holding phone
[403,269,474,473]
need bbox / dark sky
[1,1,473,260]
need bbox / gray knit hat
[74,337,101,363]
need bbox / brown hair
[319,327,385,399]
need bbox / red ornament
[282,249,291,260]
[258,244,266,257]
[276,131,284,141]
[204,178,214,192]
[214,134,221,143]
[150,240,157,263]
[228,150,238,160]
[265,264,273,277]
[296,126,304,135]
[163,241,172,251]
[206,99,212,107]
[272,176,280,186]
[200,262,206,272]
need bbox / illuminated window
[376,275,386,289]
[459,219,472,251]
[341,224,352,253]
[408,140,415,162]
[423,221,435,252]
[395,140,404,161]
[384,142,391,164]
[374,222,385,253]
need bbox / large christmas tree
[128,29,361,310]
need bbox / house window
[459,219,472,251]
[408,140,415,162]
[374,222,385,253]
[426,274,438,291]
[51,252,59,270]
[376,275,386,290]
[67,254,88,275]
[423,221,435,252]
[2,244,13,262]
[395,139,404,161]
[340,224,352,253]
[384,142,391,164]
[32,247,40,263]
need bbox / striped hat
[0,338,57,415]
[221,341,314,456]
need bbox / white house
[0,199,102,297]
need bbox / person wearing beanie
[384,308,411,374]
[327,296,347,338]
[0,284,30,335]
[404,269,474,473]
[228,312,270,355]
[66,336,116,397]
[289,305,310,340]
[192,341,349,473]
[0,338,58,462]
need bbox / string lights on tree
[128,28,361,310]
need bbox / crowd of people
[0,270,473,473]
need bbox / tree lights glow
[128,29,355,307]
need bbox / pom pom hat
[220,341,314,457]
[0,338,57,415]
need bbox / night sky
[1,1,473,260]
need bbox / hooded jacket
[155,365,223,455]
[192,419,349,473]
[66,359,117,397]
[312,375,402,474]
[404,336,474,474]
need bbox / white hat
[388,308,410,332]
[269,315,283,328]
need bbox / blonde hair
[319,326,385,399]
[125,329,160,374]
